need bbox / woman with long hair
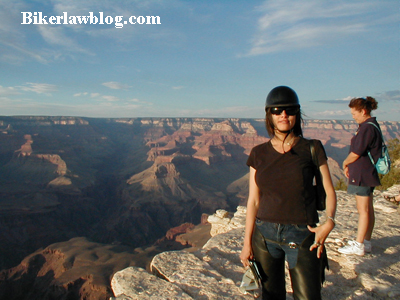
[240,86,337,299]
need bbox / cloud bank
[246,0,387,56]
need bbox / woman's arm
[308,162,337,258]
[342,152,360,178]
[240,166,260,267]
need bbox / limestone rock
[382,184,400,198]
[112,191,400,300]
[207,206,246,237]
[199,228,246,284]
[111,267,192,300]
[150,251,251,299]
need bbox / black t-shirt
[348,117,382,187]
[246,137,327,225]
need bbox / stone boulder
[111,190,400,299]
[110,267,192,300]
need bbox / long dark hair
[265,108,303,138]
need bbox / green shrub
[335,178,347,191]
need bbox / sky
[0,0,399,121]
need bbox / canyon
[0,116,399,299]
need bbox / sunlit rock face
[112,189,400,299]
[0,116,399,299]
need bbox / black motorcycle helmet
[264,86,303,137]
[265,86,300,110]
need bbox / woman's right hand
[343,165,349,178]
[240,243,253,268]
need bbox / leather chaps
[252,225,328,300]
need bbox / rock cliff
[0,116,399,299]
[1,188,399,299]
[111,189,400,300]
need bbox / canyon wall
[0,116,399,299]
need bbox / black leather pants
[252,226,328,300]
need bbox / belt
[262,237,299,249]
[255,220,316,249]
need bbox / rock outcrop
[111,190,400,300]
[0,116,399,299]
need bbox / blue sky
[0,0,399,121]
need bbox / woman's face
[350,107,368,124]
[271,108,297,132]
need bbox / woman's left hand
[307,220,335,258]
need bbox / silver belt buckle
[288,242,297,249]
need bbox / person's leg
[366,194,375,241]
[289,233,325,300]
[339,185,374,256]
[252,225,286,300]
[356,194,374,243]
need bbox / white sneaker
[338,240,365,256]
[364,240,372,253]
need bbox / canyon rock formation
[112,189,400,300]
[0,116,399,299]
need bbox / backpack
[367,122,391,175]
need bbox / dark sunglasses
[270,106,299,116]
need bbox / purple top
[348,117,382,187]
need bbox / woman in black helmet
[240,86,337,300]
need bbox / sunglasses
[270,106,299,116]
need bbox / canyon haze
[0,116,399,299]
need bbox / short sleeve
[314,139,328,166]
[246,147,256,168]
[351,125,376,156]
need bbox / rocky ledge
[111,187,400,300]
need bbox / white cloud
[19,83,58,95]
[246,0,386,55]
[102,95,119,102]
[102,81,131,90]
[128,98,153,106]
[316,91,400,104]
[37,25,92,55]
[73,92,89,97]
[376,90,400,101]
[1,41,49,64]
[341,96,354,102]
[73,92,148,105]
[0,85,20,96]
[318,110,349,117]
[0,0,50,64]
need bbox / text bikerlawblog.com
[21,12,161,28]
